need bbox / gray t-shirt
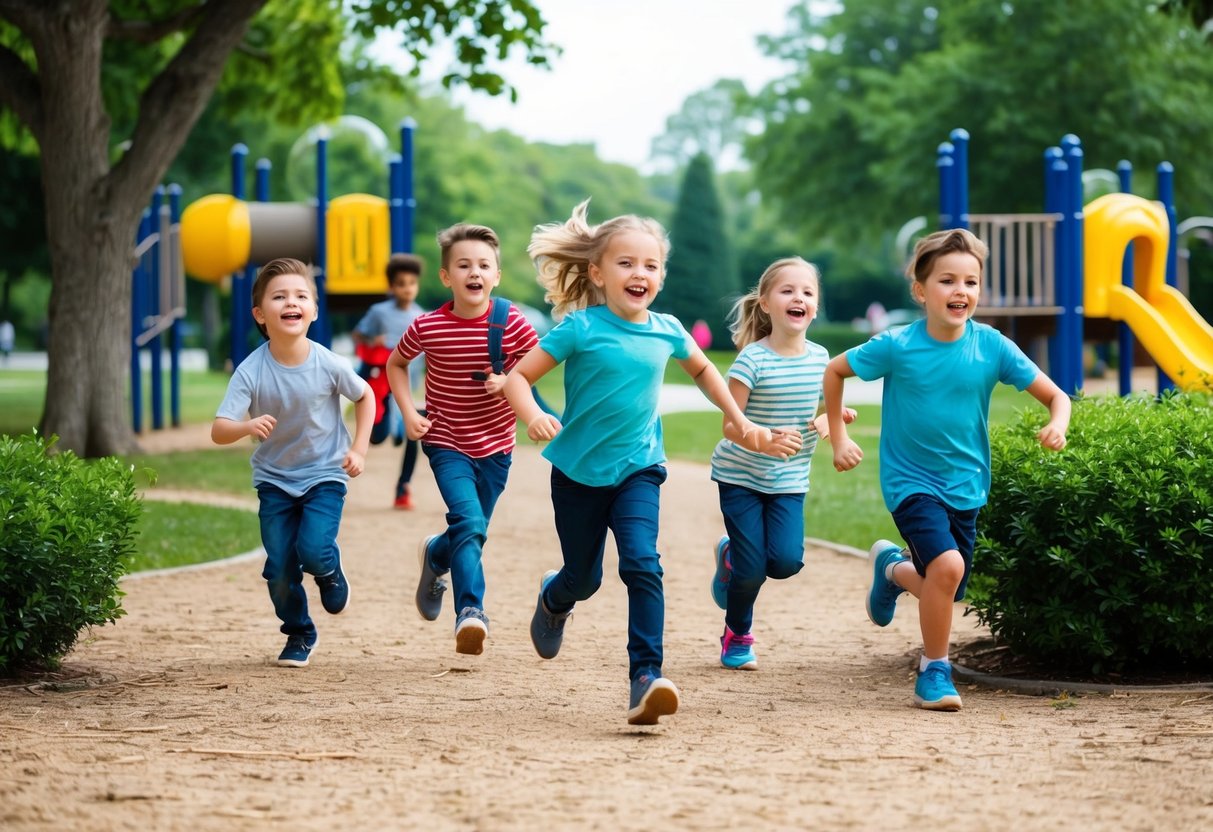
[216,341,368,497]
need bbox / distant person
[0,319,13,363]
[823,229,1070,710]
[708,257,855,670]
[386,223,538,656]
[212,258,374,668]
[690,318,712,350]
[352,253,427,510]
[503,200,791,725]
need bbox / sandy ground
[3,426,1212,831]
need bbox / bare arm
[386,348,431,440]
[503,348,562,441]
[1025,373,1070,451]
[211,414,275,445]
[719,376,803,458]
[824,354,864,471]
[678,348,798,457]
[342,380,376,477]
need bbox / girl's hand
[810,407,857,441]
[1037,423,1067,451]
[762,426,803,459]
[405,411,432,441]
[832,437,864,472]
[527,413,562,442]
[484,369,508,397]
[341,449,366,477]
[247,414,276,440]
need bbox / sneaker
[710,536,732,610]
[866,539,908,627]
[914,660,963,711]
[455,607,490,655]
[530,570,572,659]
[415,534,447,621]
[277,633,318,667]
[720,625,757,670]
[394,490,414,511]
[627,672,680,725]
[315,553,350,615]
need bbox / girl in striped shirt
[708,257,856,670]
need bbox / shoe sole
[416,535,442,621]
[915,694,963,711]
[710,537,729,611]
[276,637,318,668]
[455,619,488,655]
[627,679,680,725]
[722,656,758,671]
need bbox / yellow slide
[1084,193,1213,390]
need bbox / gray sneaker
[530,569,572,659]
[415,534,447,621]
[454,607,490,655]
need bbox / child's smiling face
[253,272,317,340]
[440,239,500,314]
[588,230,665,323]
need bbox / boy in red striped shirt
[386,223,538,655]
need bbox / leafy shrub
[969,392,1213,675]
[0,432,138,674]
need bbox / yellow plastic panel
[326,194,390,294]
[180,194,251,282]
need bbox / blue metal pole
[1061,135,1085,395]
[230,143,249,368]
[131,209,152,433]
[389,154,404,253]
[314,131,331,347]
[1045,152,1067,386]
[1157,161,1177,393]
[150,187,165,431]
[949,128,970,230]
[168,184,183,427]
[1117,161,1134,396]
[937,142,955,229]
[401,118,416,252]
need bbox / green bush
[0,433,139,674]
[969,392,1213,675]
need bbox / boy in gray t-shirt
[213,258,374,668]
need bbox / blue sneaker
[530,570,572,660]
[914,660,963,711]
[866,539,907,627]
[276,633,318,667]
[627,671,680,725]
[315,550,350,615]
[415,534,447,621]
[720,625,757,670]
[710,536,731,610]
[455,607,490,656]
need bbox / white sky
[373,0,798,171]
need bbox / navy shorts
[891,493,979,601]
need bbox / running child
[708,257,856,670]
[212,257,374,668]
[503,200,799,725]
[386,223,538,656]
[823,228,1070,710]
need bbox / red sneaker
[394,492,414,511]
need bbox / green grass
[133,502,260,572]
[128,447,256,494]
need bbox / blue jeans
[422,445,512,612]
[545,464,667,680]
[717,482,806,635]
[257,481,347,640]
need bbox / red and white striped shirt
[395,300,538,458]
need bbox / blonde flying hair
[528,199,671,319]
[727,256,820,349]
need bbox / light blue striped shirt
[710,339,829,494]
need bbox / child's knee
[767,552,805,581]
[925,550,965,589]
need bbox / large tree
[0,0,553,457]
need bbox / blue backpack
[485,297,559,418]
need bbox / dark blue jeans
[257,481,347,640]
[717,482,806,635]
[545,464,667,680]
[422,445,512,612]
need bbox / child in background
[386,224,538,656]
[212,258,374,668]
[823,228,1070,710]
[504,200,798,725]
[709,257,856,670]
[352,253,427,510]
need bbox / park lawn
[133,501,261,572]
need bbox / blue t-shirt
[846,319,1039,512]
[216,341,368,497]
[710,339,829,494]
[355,298,425,389]
[539,305,692,487]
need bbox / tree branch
[0,41,43,139]
[106,2,207,43]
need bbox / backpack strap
[487,297,510,375]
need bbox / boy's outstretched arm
[1025,374,1071,451]
[343,380,375,477]
[503,348,561,442]
[386,350,431,440]
[678,348,798,458]
[212,414,275,445]
[824,354,864,472]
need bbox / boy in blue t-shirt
[823,228,1070,711]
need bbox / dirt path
[3,435,1212,831]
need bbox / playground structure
[936,128,1213,395]
[180,117,419,367]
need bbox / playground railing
[969,212,1063,314]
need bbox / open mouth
[625,285,647,298]
[282,312,303,322]
[947,302,968,311]
[788,308,806,319]
[467,281,483,291]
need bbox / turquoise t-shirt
[846,319,1039,512]
[539,305,692,487]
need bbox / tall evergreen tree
[661,153,735,349]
